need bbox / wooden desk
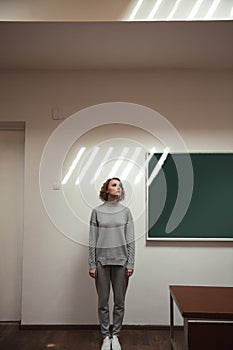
[169,285,233,350]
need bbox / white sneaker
[112,335,121,350]
[101,336,111,350]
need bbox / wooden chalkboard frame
[146,153,233,241]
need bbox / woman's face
[107,179,122,200]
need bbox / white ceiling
[0,0,232,21]
[0,21,232,70]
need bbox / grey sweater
[88,201,135,270]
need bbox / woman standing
[89,178,135,350]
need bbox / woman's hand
[126,269,134,278]
[89,268,97,279]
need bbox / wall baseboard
[0,321,20,326]
[18,323,183,331]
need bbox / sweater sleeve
[126,209,135,270]
[88,209,98,270]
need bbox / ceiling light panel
[126,0,233,21]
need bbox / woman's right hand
[89,268,97,279]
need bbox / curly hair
[99,177,125,202]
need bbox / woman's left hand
[126,269,134,278]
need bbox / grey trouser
[95,263,128,337]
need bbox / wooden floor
[0,324,184,350]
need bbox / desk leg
[170,293,176,350]
[184,317,189,350]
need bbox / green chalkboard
[147,153,233,240]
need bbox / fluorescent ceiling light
[187,0,204,20]
[148,148,169,187]
[120,147,142,180]
[75,147,99,185]
[62,147,86,185]
[127,0,231,22]
[90,147,114,184]
[107,147,129,179]
[128,0,144,21]
[134,147,156,184]
[204,0,221,19]
[147,0,164,21]
[166,0,182,20]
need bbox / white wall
[0,69,232,325]
[0,0,131,21]
[0,129,24,320]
